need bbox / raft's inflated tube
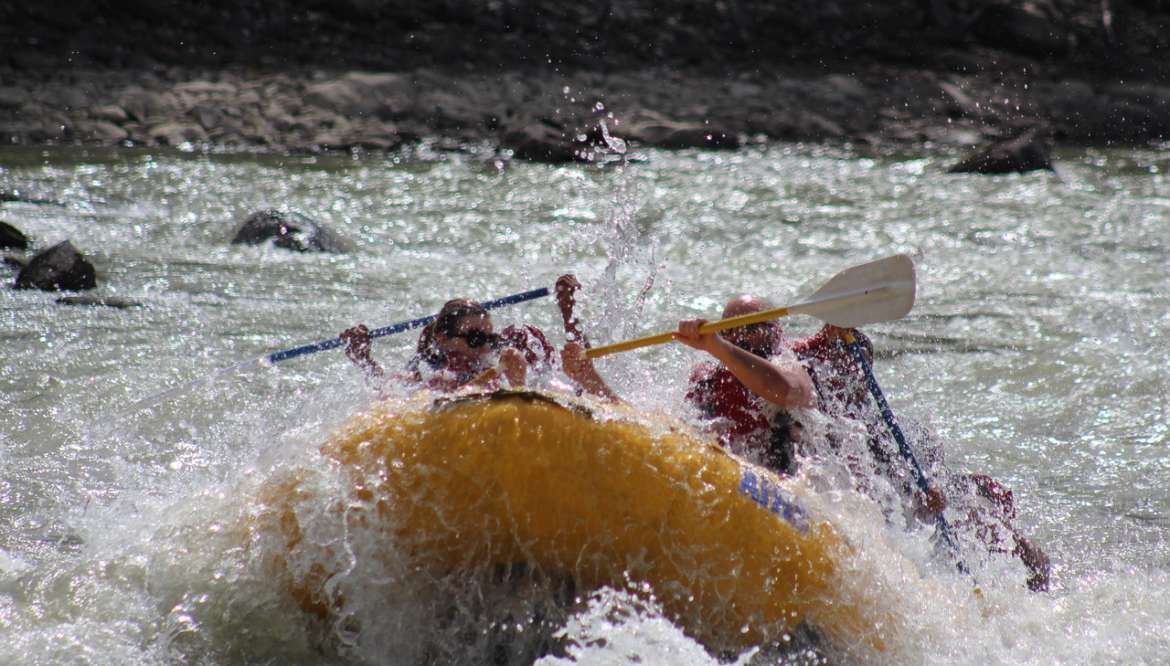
[259,391,888,653]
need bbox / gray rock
[45,87,89,111]
[948,128,1053,174]
[76,120,130,143]
[1043,81,1170,142]
[230,209,350,253]
[237,90,262,107]
[90,104,129,123]
[501,122,584,163]
[921,125,984,146]
[0,87,25,109]
[626,118,741,149]
[824,74,869,101]
[0,117,70,143]
[415,89,493,130]
[14,240,97,292]
[189,103,225,131]
[759,109,844,141]
[938,81,985,119]
[173,80,238,96]
[303,71,411,119]
[311,131,349,150]
[0,221,30,249]
[148,122,208,146]
[118,87,177,122]
[303,80,367,116]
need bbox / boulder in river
[0,221,30,249]
[947,128,1053,174]
[501,121,587,164]
[230,209,350,253]
[13,240,97,291]
[624,115,741,150]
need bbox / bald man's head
[720,294,783,357]
[721,294,773,319]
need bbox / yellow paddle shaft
[586,306,792,359]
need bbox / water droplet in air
[599,119,626,155]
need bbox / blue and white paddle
[264,287,550,364]
[125,286,551,413]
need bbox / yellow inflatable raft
[257,390,888,653]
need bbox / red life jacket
[790,327,872,415]
[685,361,798,474]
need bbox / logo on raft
[739,468,809,532]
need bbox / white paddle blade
[792,254,916,327]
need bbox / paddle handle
[264,287,551,364]
[585,306,795,358]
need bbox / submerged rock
[13,240,97,291]
[948,129,1053,174]
[55,295,143,309]
[0,221,30,249]
[230,209,350,253]
[0,191,64,206]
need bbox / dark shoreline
[2,1,1169,161]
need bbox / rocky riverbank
[1,1,1169,161]
[2,58,1169,163]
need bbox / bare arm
[561,341,621,402]
[674,319,816,409]
[555,274,590,347]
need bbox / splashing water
[1,143,1167,664]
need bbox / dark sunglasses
[725,321,774,337]
[450,329,499,349]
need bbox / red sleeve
[499,324,555,368]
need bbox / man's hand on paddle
[914,484,948,520]
[674,318,722,354]
[341,324,373,364]
[561,341,620,402]
[340,324,384,378]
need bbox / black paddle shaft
[845,333,970,575]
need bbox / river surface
[1,141,1168,664]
